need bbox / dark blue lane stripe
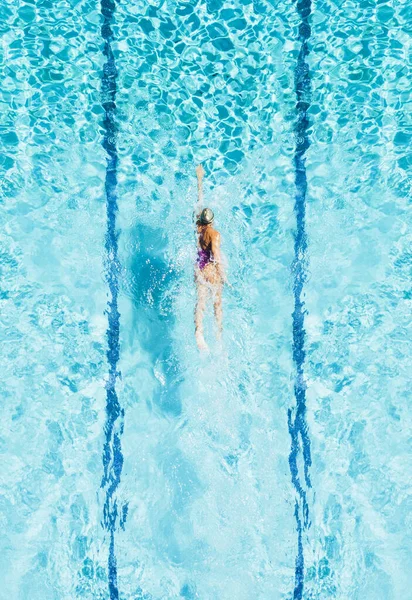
[100,1,124,598]
[288,0,313,598]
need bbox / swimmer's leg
[213,285,223,340]
[195,278,209,350]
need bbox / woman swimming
[194,165,225,350]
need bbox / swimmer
[194,165,225,351]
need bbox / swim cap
[200,208,214,225]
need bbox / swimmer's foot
[196,331,209,352]
[216,332,224,354]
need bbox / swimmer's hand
[221,274,231,288]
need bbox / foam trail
[288,0,313,597]
[99,1,124,598]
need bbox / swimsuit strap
[197,228,213,270]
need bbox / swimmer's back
[197,223,219,251]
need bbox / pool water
[0,0,410,599]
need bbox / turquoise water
[1,0,410,599]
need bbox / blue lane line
[288,0,313,598]
[100,1,124,598]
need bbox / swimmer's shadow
[129,223,183,417]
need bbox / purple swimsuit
[196,227,214,270]
[197,247,212,270]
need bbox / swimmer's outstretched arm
[195,164,205,218]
